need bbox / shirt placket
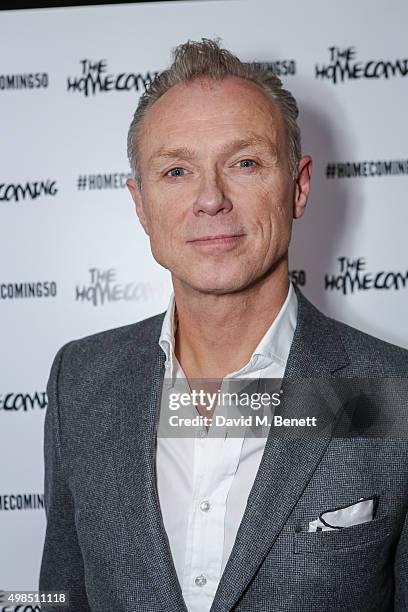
[182,396,245,612]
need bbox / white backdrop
[1,0,407,600]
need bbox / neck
[173,258,290,379]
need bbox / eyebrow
[149,135,278,165]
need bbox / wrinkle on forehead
[148,134,280,166]
[136,76,288,177]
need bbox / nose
[193,170,233,217]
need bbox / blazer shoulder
[295,287,408,376]
[54,311,165,374]
[328,314,408,376]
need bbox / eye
[236,159,257,168]
[165,167,186,178]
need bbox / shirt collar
[250,281,297,367]
[158,291,178,374]
[159,281,298,375]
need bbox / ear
[293,155,312,219]
[126,178,150,235]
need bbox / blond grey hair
[127,38,301,188]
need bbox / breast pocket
[293,515,393,554]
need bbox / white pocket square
[308,496,378,532]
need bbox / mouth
[187,234,246,248]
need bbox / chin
[184,272,252,295]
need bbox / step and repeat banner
[1,0,407,601]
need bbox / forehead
[137,76,286,156]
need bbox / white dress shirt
[155,282,297,612]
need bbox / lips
[188,233,245,243]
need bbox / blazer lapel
[209,288,351,612]
[114,323,188,612]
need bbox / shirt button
[199,500,211,512]
[195,574,207,587]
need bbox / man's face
[127,76,311,295]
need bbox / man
[39,38,408,611]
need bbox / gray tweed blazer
[39,286,408,611]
